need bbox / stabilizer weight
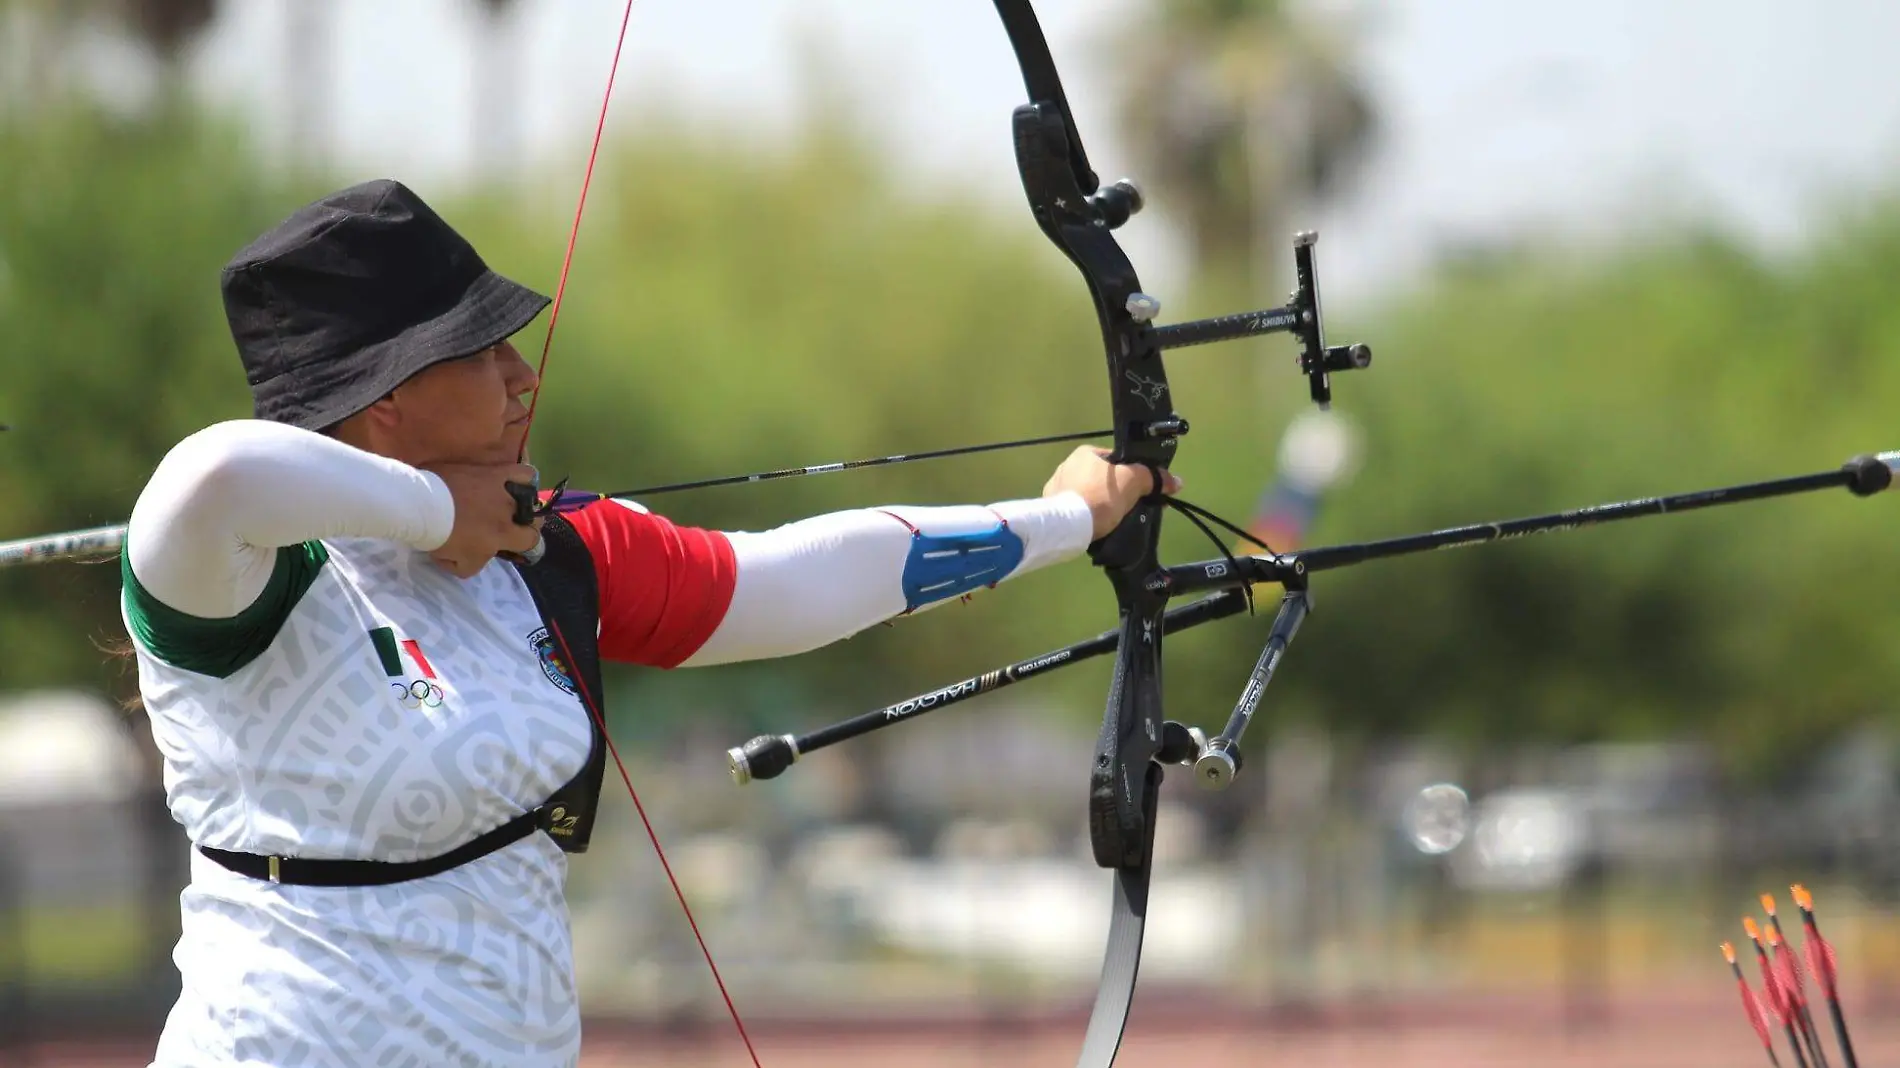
[1155,721,1207,766]
[1843,453,1894,497]
[728,734,799,785]
[1193,741,1241,788]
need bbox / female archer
[121,178,1174,1067]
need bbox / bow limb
[992,4,1179,1065]
[989,4,1369,1062]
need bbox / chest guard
[510,512,609,854]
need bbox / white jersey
[128,537,594,1067]
[123,419,1094,1068]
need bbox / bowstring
[514,2,633,454]
[1162,496,1282,616]
[544,619,764,1067]
[516,4,763,1064]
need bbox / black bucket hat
[220,179,550,432]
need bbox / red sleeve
[561,499,737,668]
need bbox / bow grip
[1087,509,1150,570]
[1087,469,1170,570]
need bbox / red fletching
[1804,923,1841,999]
[1773,946,1808,1009]
[1725,941,1780,1064]
[1761,954,1793,1024]
[1745,919,1791,1023]
[1738,977,1776,1048]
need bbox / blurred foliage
[3,91,1900,781]
[1283,227,1900,779]
[0,100,278,687]
[1106,0,1376,285]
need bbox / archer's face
[371,340,540,466]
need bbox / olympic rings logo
[391,678,445,709]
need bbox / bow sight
[1143,229,1373,410]
[1018,182,1373,416]
[1061,181,1372,409]
[727,132,1375,808]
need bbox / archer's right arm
[123,420,457,620]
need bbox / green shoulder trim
[121,540,331,678]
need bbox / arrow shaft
[0,524,126,569]
[0,430,1117,571]
[593,428,1111,499]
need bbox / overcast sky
[181,0,1900,306]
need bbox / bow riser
[1004,26,1184,880]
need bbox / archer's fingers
[499,515,544,555]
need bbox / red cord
[550,616,765,1068]
[516,0,637,455]
[521,4,763,1064]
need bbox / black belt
[197,807,544,887]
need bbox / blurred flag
[1245,410,1361,553]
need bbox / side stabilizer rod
[726,589,1249,784]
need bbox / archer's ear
[361,392,402,424]
[327,394,401,443]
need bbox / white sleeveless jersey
[125,536,595,1068]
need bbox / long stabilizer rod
[1159,452,1899,598]
[728,450,1899,783]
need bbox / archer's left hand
[1043,446,1184,541]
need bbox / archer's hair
[81,554,146,717]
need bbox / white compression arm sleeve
[680,493,1094,667]
[125,420,456,618]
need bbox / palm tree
[1107,0,1377,290]
[281,2,332,164]
[118,0,216,97]
[0,0,214,112]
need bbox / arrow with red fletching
[1725,941,1783,1067]
[1792,885,1860,1068]
[1745,916,1809,1068]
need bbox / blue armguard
[898,522,1027,612]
